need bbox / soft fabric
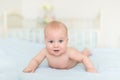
[0,38,120,80]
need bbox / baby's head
[44,21,68,37]
[44,21,68,56]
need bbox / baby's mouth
[54,50,60,52]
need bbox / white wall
[100,0,120,48]
[52,0,101,19]
[0,0,22,13]
[22,0,101,19]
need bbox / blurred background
[0,0,120,48]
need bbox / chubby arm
[81,55,97,73]
[23,48,47,73]
[69,48,97,73]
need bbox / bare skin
[47,48,91,69]
[23,21,97,73]
[23,48,95,72]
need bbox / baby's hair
[44,20,68,35]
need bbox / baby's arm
[81,56,97,73]
[23,58,40,73]
[81,48,92,57]
[23,48,46,73]
[69,48,97,73]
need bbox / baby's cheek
[47,45,53,51]
[62,47,67,52]
[46,44,52,48]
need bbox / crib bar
[0,28,98,48]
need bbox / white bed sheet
[0,38,120,80]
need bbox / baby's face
[45,28,68,56]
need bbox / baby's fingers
[23,68,33,73]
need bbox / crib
[0,12,100,49]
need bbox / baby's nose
[54,42,59,48]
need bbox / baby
[23,20,97,73]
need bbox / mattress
[0,38,120,80]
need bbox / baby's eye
[49,40,54,43]
[59,40,63,43]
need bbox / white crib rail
[6,28,44,44]
[0,28,98,48]
[68,30,98,48]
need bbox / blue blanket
[0,38,120,80]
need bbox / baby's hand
[82,48,92,57]
[23,67,34,73]
[86,68,97,73]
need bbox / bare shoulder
[67,47,80,53]
[67,47,82,56]
[67,47,84,62]
[35,48,47,57]
[40,48,47,53]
